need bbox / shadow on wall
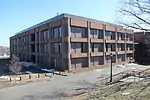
[0,58,10,75]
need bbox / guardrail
[95,68,150,86]
[0,73,53,83]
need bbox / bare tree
[117,0,150,31]
[9,55,22,74]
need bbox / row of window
[11,27,62,46]
[51,42,61,53]
[70,26,133,40]
[71,42,134,53]
[71,54,133,68]
[40,27,62,41]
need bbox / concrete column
[132,33,135,58]
[35,32,37,53]
[48,30,51,66]
[67,18,71,72]
[103,29,106,65]
[38,31,41,63]
[125,33,127,61]
[115,31,118,64]
[87,22,91,67]
[35,31,38,63]
[28,35,31,60]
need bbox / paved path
[0,63,147,100]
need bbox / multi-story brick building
[10,13,134,72]
[134,32,150,64]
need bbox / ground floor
[13,52,134,72]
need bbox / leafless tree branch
[117,0,150,31]
[9,55,22,74]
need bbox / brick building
[10,13,134,72]
[134,32,150,64]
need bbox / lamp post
[110,53,113,82]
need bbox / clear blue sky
[0,0,120,46]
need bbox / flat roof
[15,13,122,35]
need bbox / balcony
[126,41,133,44]
[126,50,133,54]
[90,52,103,56]
[105,51,116,55]
[70,53,88,58]
[90,38,103,43]
[70,37,88,42]
[117,40,125,43]
[117,51,125,54]
[105,39,116,43]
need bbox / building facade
[134,32,150,64]
[10,13,134,72]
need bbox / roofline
[63,13,121,27]
[15,14,65,35]
[15,13,123,35]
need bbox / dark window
[81,43,83,52]
[111,44,113,51]
[106,43,108,51]
[81,43,87,53]
[37,44,39,52]
[31,44,35,52]
[51,43,61,53]
[71,26,86,38]
[30,34,34,42]
[91,43,94,52]
[98,30,103,39]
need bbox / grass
[71,79,150,100]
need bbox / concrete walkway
[0,63,147,100]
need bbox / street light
[110,53,113,82]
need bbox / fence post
[19,76,21,81]
[37,74,40,78]
[29,74,31,79]
[9,77,11,82]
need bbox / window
[105,31,111,37]
[71,26,86,38]
[31,44,35,52]
[40,44,44,53]
[117,33,121,40]
[51,42,61,53]
[91,43,94,52]
[40,31,44,41]
[81,43,87,53]
[98,30,103,39]
[50,27,62,38]
[81,43,83,52]
[37,44,39,52]
[105,31,115,40]
[110,44,113,51]
[106,43,108,51]
[37,32,39,42]
[122,33,125,40]
[30,34,35,42]
[43,31,47,40]
[91,29,97,34]
[40,30,49,41]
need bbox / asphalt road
[0,63,147,100]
